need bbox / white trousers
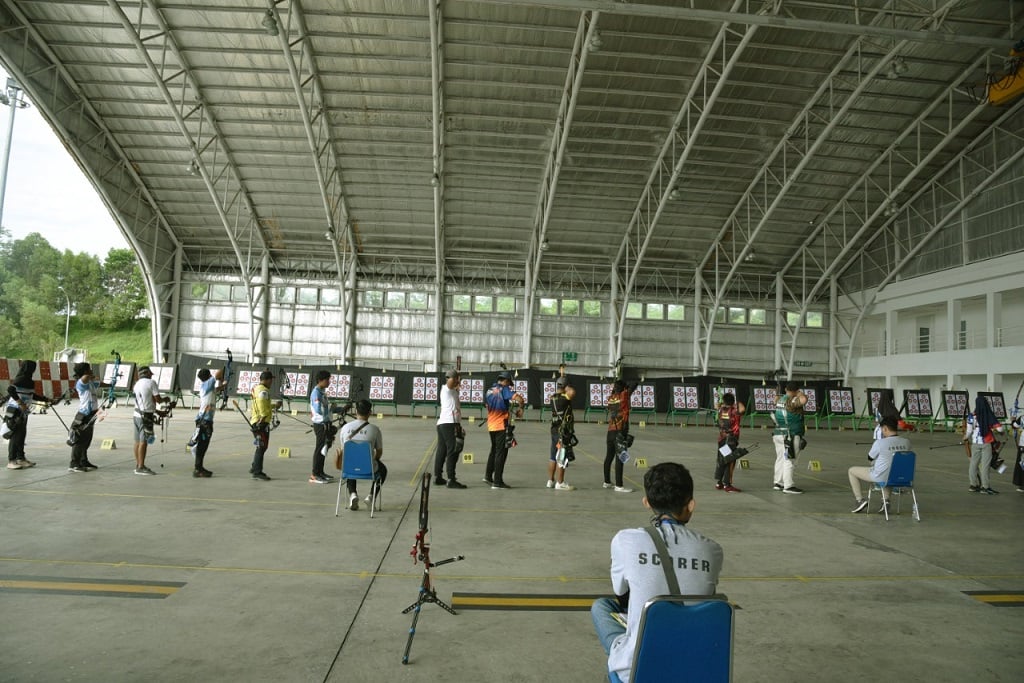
[772,434,801,488]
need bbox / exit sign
[562,352,577,362]
[794,361,813,367]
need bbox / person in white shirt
[434,369,466,489]
[591,462,724,683]
[339,400,385,511]
[131,366,167,475]
[68,362,100,472]
[849,415,911,512]
[188,368,216,477]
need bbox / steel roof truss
[268,0,359,362]
[695,0,963,374]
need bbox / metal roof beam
[478,0,1012,50]
[610,0,758,368]
[107,0,274,360]
[266,0,359,363]
[0,0,185,361]
[522,10,599,367]
[693,0,962,375]
[778,49,999,377]
[837,98,1024,382]
[428,0,447,370]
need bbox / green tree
[95,248,146,328]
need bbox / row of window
[185,284,823,327]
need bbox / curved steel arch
[0,0,183,361]
[693,0,964,376]
[106,0,274,361]
[777,50,998,379]
[835,97,1024,382]
[266,0,360,363]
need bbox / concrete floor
[1,404,1022,682]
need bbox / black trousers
[312,423,328,477]
[70,421,95,467]
[347,461,387,494]
[486,430,509,484]
[193,422,212,469]
[604,430,625,487]
[251,427,269,474]
[435,423,459,480]
[7,415,27,462]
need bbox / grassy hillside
[67,319,153,364]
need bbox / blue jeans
[591,597,626,655]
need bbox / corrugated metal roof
[1,0,1019,300]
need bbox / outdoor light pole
[58,285,70,352]
[0,77,30,229]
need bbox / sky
[0,69,129,258]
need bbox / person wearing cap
[339,399,385,510]
[435,369,466,488]
[547,375,577,490]
[4,360,57,470]
[67,362,100,473]
[249,370,281,481]
[187,368,216,477]
[484,371,525,489]
[131,365,167,475]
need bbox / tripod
[401,473,463,665]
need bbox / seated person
[849,415,911,513]
[591,462,724,683]
[338,399,386,511]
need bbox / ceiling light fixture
[540,239,549,251]
[186,159,198,176]
[668,188,681,201]
[588,31,603,52]
[744,251,756,262]
[261,10,279,37]
[431,173,440,187]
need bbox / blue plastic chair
[609,595,734,683]
[868,451,919,521]
[334,440,382,518]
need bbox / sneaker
[349,492,359,511]
[614,486,633,493]
[878,501,890,513]
[446,479,467,489]
[546,479,555,489]
[603,482,614,489]
[555,481,575,491]
[482,477,493,485]
[6,461,22,470]
[723,485,742,493]
[17,458,35,468]
[852,499,868,513]
[80,461,98,471]
[968,485,981,493]
[715,482,725,490]
[321,473,334,481]
[134,466,156,476]
[1016,487,1024,493]
[783,486,803,494]
[68,465,87,473]
[773,483,784,491]
[199,467,213,477]
[193,469,203,478]
[364,494,373,504]
[309,474,330,484]
[491,482,512,489]
[252,472,271,481]
[981,487,999,495]
[434,477,447,486]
